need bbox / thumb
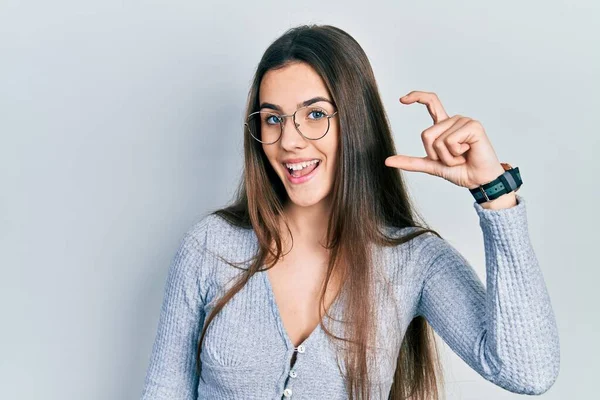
[385,154,440,176]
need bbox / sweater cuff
[473,193,528,238]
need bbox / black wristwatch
[469,163,523,204]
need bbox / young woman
[141,25,560,400]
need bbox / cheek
[324,130,339,169]
[261,146,278,166]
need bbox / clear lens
[246,112,282,144]
[294,107,330,140]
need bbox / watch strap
[469,163,523,204]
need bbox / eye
[308,109,326,120]
[265,115,282,125]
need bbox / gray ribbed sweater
[141,194,560,399]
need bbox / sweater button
[289,370,297,378]
[297,344,305,353]
[283,388,293,397]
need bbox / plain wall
[1,0,598,399]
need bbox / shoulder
[183,212,257,259]
[179,213,217,251]
[185,213,232,239]
[382,225,448,255]
[380,225,459,274]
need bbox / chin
[287,196,321,208]
[285,187,331,208]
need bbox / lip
[283,160,321,185]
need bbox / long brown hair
[196,24,445,400]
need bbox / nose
[279,115,307,150]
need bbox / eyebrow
[259,96,334,112]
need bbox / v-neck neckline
[261,266,343,351]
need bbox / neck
[280,196,332,248]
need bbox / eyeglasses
[244,105,338,145]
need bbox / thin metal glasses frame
[244,105,338,145]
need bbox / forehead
[259,62,331,110]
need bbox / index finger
[400,91,450,124]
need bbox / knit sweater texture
[141,194,560,399]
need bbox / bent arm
[415,194,560,395]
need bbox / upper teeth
[285,159,320,170]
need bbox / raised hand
[385,91,507,190]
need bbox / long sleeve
[141,231,209,400]
[415,194,560,395]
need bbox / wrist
[473,164,506,188]
[469,162,522,206]
[479,191,518,209]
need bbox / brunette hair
[196,24,445,400]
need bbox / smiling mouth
[284,160,321,178]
